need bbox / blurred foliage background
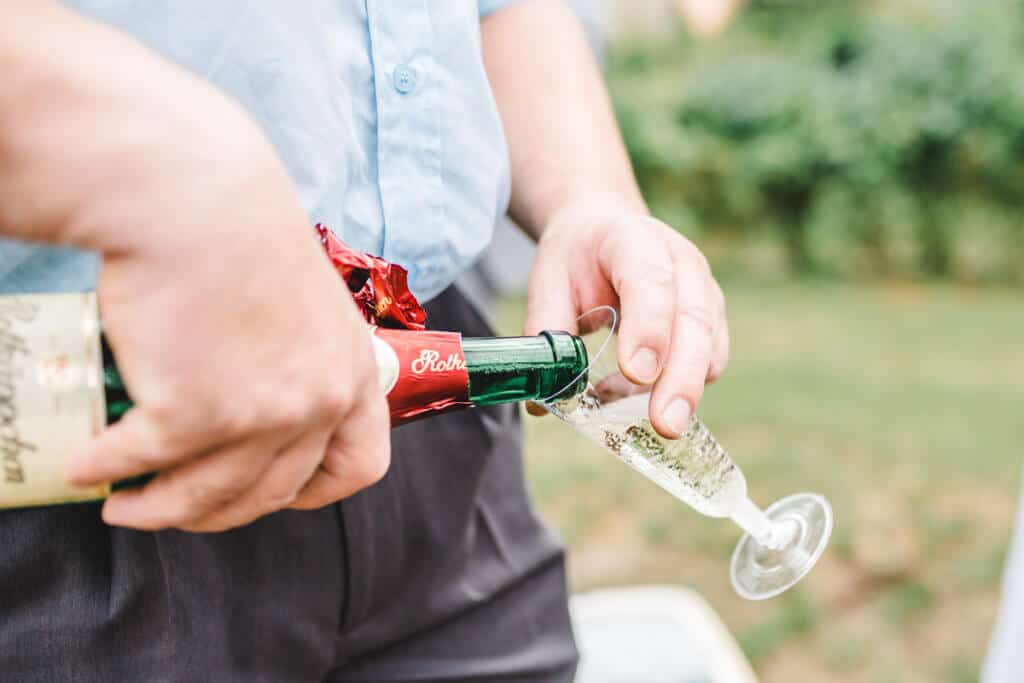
[496,1,1024,682]
[611,0,1024,284]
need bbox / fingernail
[102,490,145,526]
[663,398,691,436]
[630,347,659,383]
[525,401,549,417]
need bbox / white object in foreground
[571,585,758,683]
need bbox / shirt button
[393,64,418,94]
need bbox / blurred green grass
[495,280,1021,683]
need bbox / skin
[0,2,390,532]
[0,0,727,532]
[676,0,745,38]
[482,0,730,438]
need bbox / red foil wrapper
[316,224,427,331]
[373,328,470,426]
[315,225,468,425]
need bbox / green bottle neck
[461,331,588,406]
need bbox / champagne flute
[540,307,832,600]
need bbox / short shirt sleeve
[479,0,523,17]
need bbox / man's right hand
[0,2,391,532]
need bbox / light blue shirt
[0,0,520,301]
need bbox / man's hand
[0,3,390,531]
[483,2,729,437]
[524,196,729,438]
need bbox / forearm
[0,3,267,251]
[0,3,136,244]
[481,0,646,239]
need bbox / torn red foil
[315,225,465,425]
[316,223,427,331]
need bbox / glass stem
[731,496,786,549]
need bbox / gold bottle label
[0,292,109,508]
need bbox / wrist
[536,190,650,240]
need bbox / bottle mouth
[538,306,619,404]
[538,331,590,401]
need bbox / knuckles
[250,377,356,435]
[351,441,392,490]
[261,391,318,434]
[646,263,676,292]
[257,483,300,512]
[311,381,355,424]
[152,377,360,444]
[676,306,716,336]
[667,230,711,272]
[183,478,242,513]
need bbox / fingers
[289,390,391,510]
[593,371,648,404]
[99,435,282,530]
[597,231,676,386]
[648,249,725,438]
[71,340,391,530]
[90,393,389,529]
[524,206,729,436]
[67,409,179,487]
[707,291,730,384]
[523,236,578,420]
[525,401,548,417]
[523,235,577,337]
[177,427,329,532]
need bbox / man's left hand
[523,195,730,439]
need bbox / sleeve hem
[479,0,523,18]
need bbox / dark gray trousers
[0,287,578,682]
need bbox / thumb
[524,246,578,418]
[523,244,577,337]
[290,390,391,509]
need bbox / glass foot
[730,493,833,600]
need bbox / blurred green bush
[610,0,1024,283]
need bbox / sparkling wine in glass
[540,307,832,600]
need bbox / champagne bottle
[0,292,587,509]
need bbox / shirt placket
[365,0,443,292]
